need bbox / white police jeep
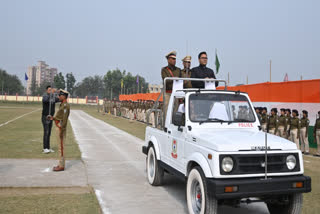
[142,78,311,214]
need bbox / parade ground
[0,102,319,214]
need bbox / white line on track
[0,109,40,128]
[95,189,112,214]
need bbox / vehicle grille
[219,153,300,175]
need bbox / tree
[73,75,104,98]
[35,81,51,96]
[30,78,37,96]
[66,73,76,96]
[54,72,65,90]
[0,69,24,95]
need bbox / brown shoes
[53,166,65,171]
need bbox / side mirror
[173,112,185,128]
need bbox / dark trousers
[41,115,53,149]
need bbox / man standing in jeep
[191,51,219,88]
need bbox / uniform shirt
[181,68,193,88]
[290,117,300,130]
[53,101,70,131]
[261,113,268,124]
[190,65,218,88]
[314,118,320,133]
[300,117,309,128]
[161,65,182,91]
[278,115,287,130]
[285,115,291,127]
[268,114,278,129]
[42,93,60,116]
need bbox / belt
[166,90,172,93]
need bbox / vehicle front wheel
[267,193,303,214]
[146,146,164,186]
[186,166,218,214]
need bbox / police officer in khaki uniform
[161,51,181,117]
[261,107,268,132]
[289,109,300,149]
[313,111,320,156]
[181,56,193,88]
[285,109,292,139]
[277,108,287,138]
[267,108,278,135]
[300,110,310,154]
[48,89,70,172]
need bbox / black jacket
[190,65,218,88]
[42,93,60,116]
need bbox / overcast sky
[0,0,319,86]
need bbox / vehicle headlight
[221,157,234,173]
[286,155,296,170]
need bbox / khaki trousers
[269,128,276,135]
[290,129,300,150]
[261,124,267,132]
[316,130,320,155]
[300,127,309,153]
[276,126,286,138]
[56,127,66,168]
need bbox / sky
[0,0,319,86]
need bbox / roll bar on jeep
[146,78,228,130]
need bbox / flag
[25,73,28,81]
[136,75,139,85]
[284,73,288,82]
[215,50,220,74]
[121,79,124,88]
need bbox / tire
[186,166,218,214]
[267,193,303,214]
[146,146,164,186]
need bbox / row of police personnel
[102,99,162,127]
[255,107,320,156]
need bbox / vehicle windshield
[189,93,255,123]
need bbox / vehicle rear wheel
[267,193,303,214]
[186,166,217,214]
[146,146,164,186]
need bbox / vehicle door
[167,96,187,173]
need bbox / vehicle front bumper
[207,175,311,199]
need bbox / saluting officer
[49,89,70,171]
[267,108,278,135]
[289,109,300,149]
[313,111,320,157]
[300,110,310,154]
[277,108,287,138]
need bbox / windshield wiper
[234,119,254,122]
[199,118,231,125]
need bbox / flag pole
[269,60,272,82]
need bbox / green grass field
[0,102,81,159]
[0,190,101,214]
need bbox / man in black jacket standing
[42,86,60,154]
[191,51,218,88]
